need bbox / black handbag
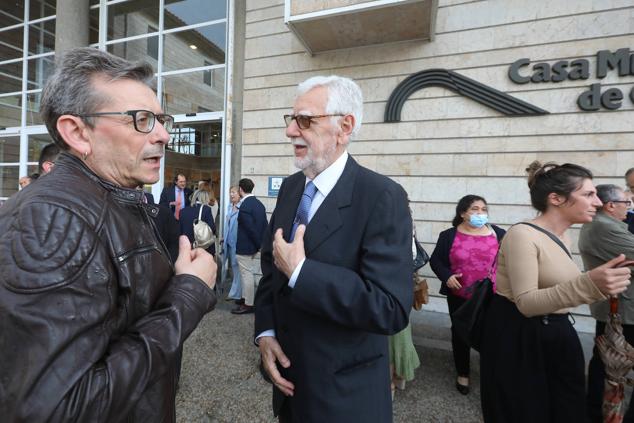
[413,235,430,271]
[451,277,494,352]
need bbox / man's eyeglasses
[283,114,344,130]
[611,200,633,206]
[71,110,174,133]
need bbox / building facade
[1,0,633,322]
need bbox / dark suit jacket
[159,186,193,214]
[254,156,412,423]
[144,192,155,204]
[236,195,267,255]
[430,225,506,296]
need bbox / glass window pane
[0,95,22,128]
[89,7,99,44]
[26,55,54,90]
[0,61,23,94]
[0,136,20,162]
[164,0,226,30]
[0,166,20,198]
[29,0,56,21]
[107,36,159,67]
[108,0,159,41]
[0,27,25,61]
[162,69,225,115]
[1,2,25,27]
[26,92,43,125]
[28,19,55,56]
[163,23,226,72]
[28,133,53,162]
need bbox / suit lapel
[304,156,358,254]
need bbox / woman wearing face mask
[430,195,506,395]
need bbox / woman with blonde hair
[179,188,216,255]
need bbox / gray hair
[596,184,624,204]
[40,47,155,149]
[191,189,211,206]
[297,75,363,138]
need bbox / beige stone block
[290,0,374,15]
[246,4,285,23]
[244,10,632,77]
[246,17,287,39]
[247,0,283,11]
[244,35,634,89]
[435,0,634,33]
[245,33,305,59]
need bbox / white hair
[297,75,363,138]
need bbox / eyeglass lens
[135,111,173,133]
[284,115,312,129]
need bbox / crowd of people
[2,46,634,423]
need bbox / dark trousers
[587,321,634,423]
[480,295,587,423]
[447,294,471,377]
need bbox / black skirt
[480,294,587,423]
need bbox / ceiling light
[189,45,197,50]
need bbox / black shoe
[455,381,470,395]
[234,298,245,305]
[231,305,254,315]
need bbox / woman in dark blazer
[430,194,505,395]
[179,189,216,256]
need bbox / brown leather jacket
[0,152,216,422]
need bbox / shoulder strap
[197,204,204,221]
[516,222,572,259]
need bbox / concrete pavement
[175,301,599,422]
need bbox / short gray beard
[293,139,337,178]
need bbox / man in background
[38,142,60,175]
[232,177,267,315]
[579,184,634,422]
[159,173,192,220]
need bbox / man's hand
[273,225,306,278]
[175,235,217,289]
[259,336,294,396]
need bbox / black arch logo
[384,69,549,122]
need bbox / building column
[55,0,90,59]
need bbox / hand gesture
[447,273,463,290]
[175,236,217,289]
[259,336,294,396]
[588,254,631,296]
[273,225,307,278]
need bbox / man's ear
[56,114,92,157]
[340,114,355,137]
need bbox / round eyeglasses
[71,109,174,133]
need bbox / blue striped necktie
[291,181,317,241]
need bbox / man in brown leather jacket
[0,48,217,422]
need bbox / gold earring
[82,151,88,160]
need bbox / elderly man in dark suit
[159,173,192,220]
[254,76,412,423]
[580,184,634,422]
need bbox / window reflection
[0,96,22,129]
[1,2,25,27]
[0,166,20,198]
[29,0,56,21]
[163,23,225,72]
[164,0,226,30]
[27,56,55,91]
[107,36,160,67]
[107,0,160,41]
[28,20,56,56]
[26,93,44,125]
[0,62,23,94]
[162,69,225,115]
[0,136,20,162]
[0,27,24,61]
[28,133,53,162]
